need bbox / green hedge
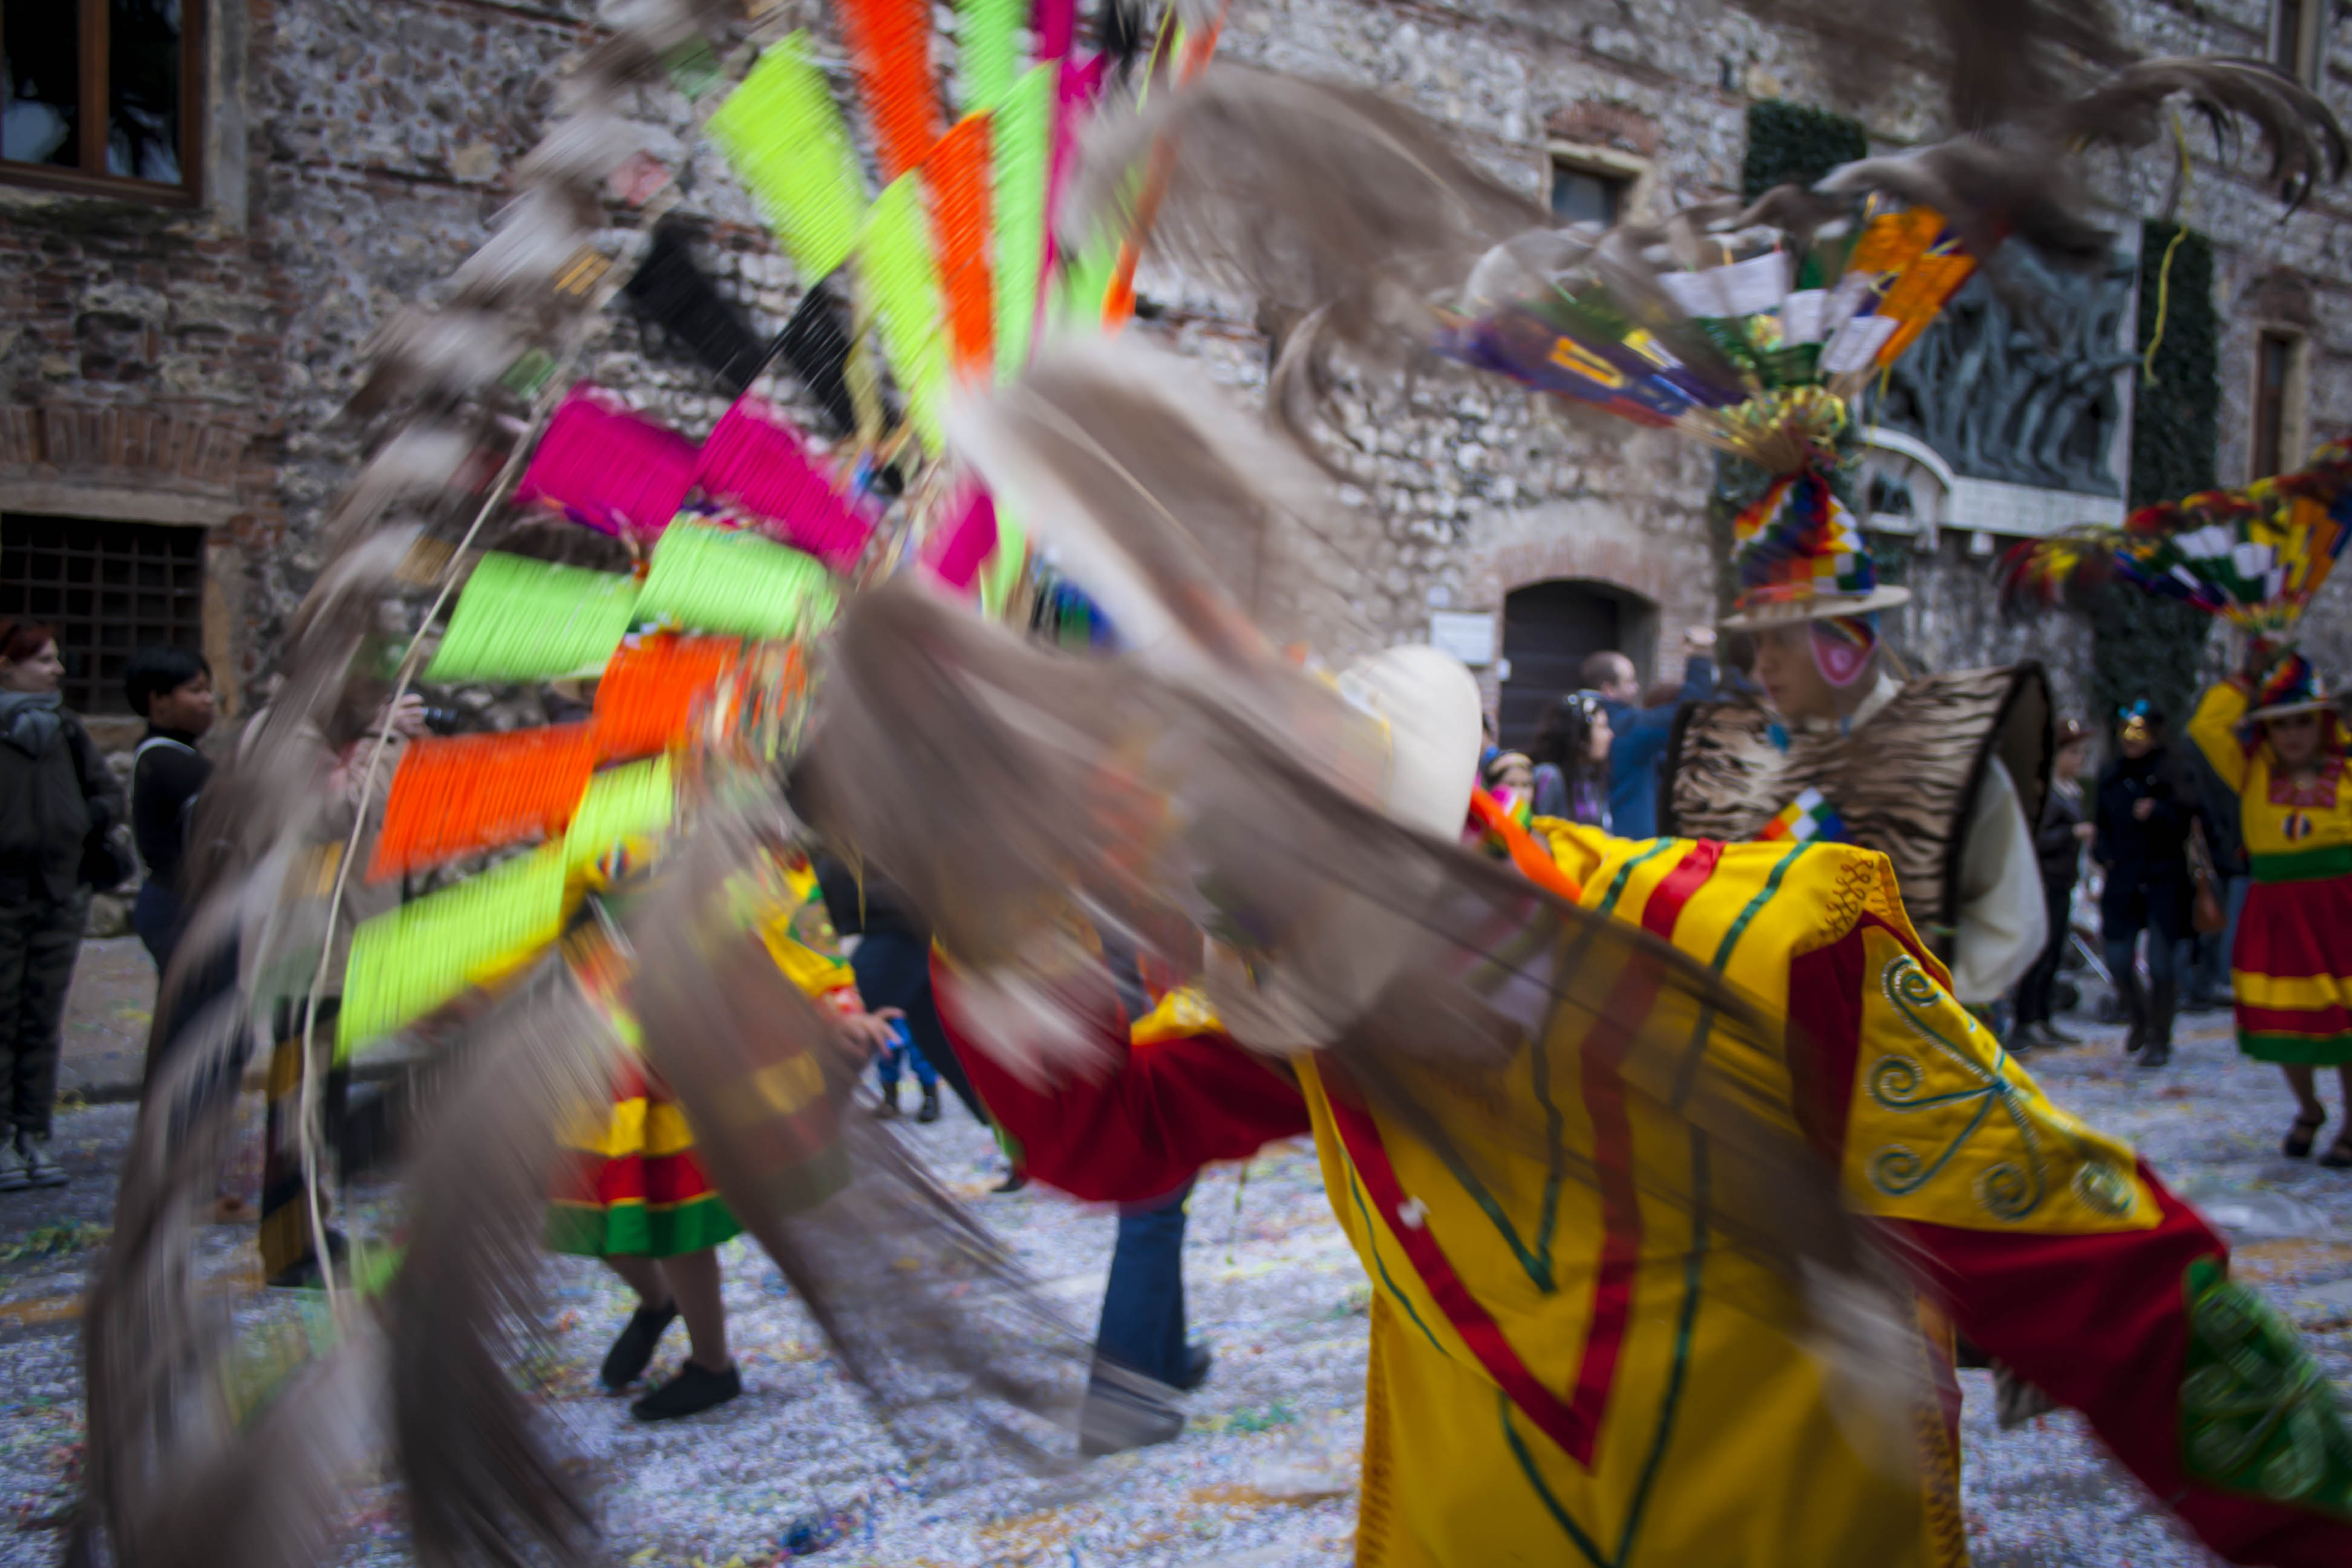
[2092,220,2217,727]
[1741,100,1868,201]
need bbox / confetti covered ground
[5,1003,2352,1567]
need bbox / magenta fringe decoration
[921,488,998,590]
[692,397,875,569]
[514,383,699,542]
[1044,54,1106,282]
[1033,0,1075,61]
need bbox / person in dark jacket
[2012,719,2092,1049]
[2092,700,2200,1067]
[2183,714,2252,1014]
[0,620,123,1189]
[1581,629,1717,840]
[125,646,218,976]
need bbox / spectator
[1527,691,1612,828]
[1581,630,1717,839]
[2012,719,2092,1049]
[125,646,218,976]
[0,621,123,1191]
[1481,749,1534,800]
[2092,700,2200,1068]
[2183,716,2251,1014]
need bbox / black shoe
[630,1359,741,1421]
[916,1084,942,1123]
[874,1082,901,1119]
[600,1299,679,1390]
[2042,1021,2082,1047]
[2007,1022,2048,1052]
[2137,1040,2171,1069]
[992,1168,1028,1194]
[1174,1342,1214,1391]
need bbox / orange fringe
[1467,791,1586,904]
[926,114,996,381]
[836,0,941,182]
[592,635,743,762]
[370,725,596,880]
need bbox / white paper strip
[1716,252,1789,316]
[1780,289,1826,344]
[1658,271,1722,318]
[1820,313,1898,375]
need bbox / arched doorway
[1498,578,1657,749]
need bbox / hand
[1682,627,1718,653]
[835,1008,903,1059]
[2132,796,2155,821]
[379,693,429,739]
[2073,821,2096,843]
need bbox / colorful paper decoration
[564,756,678,868]
[591,634,745,761]
[636,521,839,641]
[370,724,597,880]
[861,172,952,452]
[707,33,868,281]
[425,553,641,684]
[512,383,699,541]
[956,0,1024,113]
[341,843,570,1048]
[694,397,875,567]
[926,113,998,381]
[990,64,1055,380]
[835,0,942,183]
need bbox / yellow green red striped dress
[547,860,858,1258]
[2188,682,2352,1065]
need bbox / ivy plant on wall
[1740,100,1868,201]
[2092,220,2217,727]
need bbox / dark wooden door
[1499,581,1623,750]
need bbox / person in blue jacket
[1579,626,1717,840]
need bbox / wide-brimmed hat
[1335,644,1484,839]
[2251,648,2341,720]
[1718,468,1912,630]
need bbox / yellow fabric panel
[1131,985,1224,1044]
[560,1094,647,1157]
[642,1101,697,1157]
[2188,681,2251,795]
[1841,923,2155,1233]
[2235,969,2352,1010]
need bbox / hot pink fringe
[693,397,875,569]
[921,488,998,590]
[514,383,698,541]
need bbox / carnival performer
[1661,482,2050,1022]
[933,647,2352,1568]
[2187,648,2352,1165]
[550,841,897,1419]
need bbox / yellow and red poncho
[939,823,2352,1566]
[2189,681,2352,1065]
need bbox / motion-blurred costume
[1659,489,2052,1008]
[933,648,2352,1567]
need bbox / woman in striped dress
[2187,650,2352,1165]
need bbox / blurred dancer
[940,649,2352,1566]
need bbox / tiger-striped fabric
[1660,665,2050,950]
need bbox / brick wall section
[0,0,2342,720]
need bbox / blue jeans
[872,1019,935,1092]
[2104,929,2189,991]
[132,878,182,975]
[1094,1179,1193,1386]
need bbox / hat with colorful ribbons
[2251,646,2341,721]
[1720,463,1910,629]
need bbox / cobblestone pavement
[3,1005,2348,1567]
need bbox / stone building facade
[2,0,2346,754]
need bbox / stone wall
[1,0,2345,736]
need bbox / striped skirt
[546,1060,742,1257]
[2233,870,2352,1066]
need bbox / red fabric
[932,962,1312,1204]
[2238,877,2352,981]
[1788,913,2352,1564]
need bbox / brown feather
[2052,56,2348,212]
